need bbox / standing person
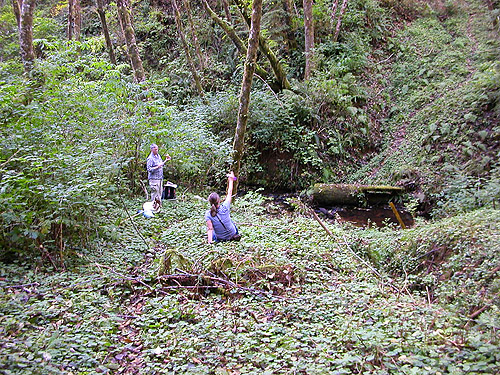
[146,144,170,207]
[205,172,241,243]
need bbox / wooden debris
[312,183,404,206]
[389,202,407,229]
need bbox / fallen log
[312,183,404,206]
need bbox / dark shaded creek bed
[319,205,415,228]
[263,192,414,228]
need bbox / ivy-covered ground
[1,193,499,374]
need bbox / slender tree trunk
[282,0,297,51]
[19,0,35,72]
[202,0,269,80]
[172,0,204,98]
[232,0,263,192]
[221,0,232,22]
[234,0,291,90]
[330,0,338,29]
[68,0,82,40]
[183,0,206,70]
[303,0,314,80]
[12,0,21,27]
[96,0,116,64]
[116,4,126,45]
[68,0,74,40]
[333,0,348,43]
[73,0,82,41]
[116,0,145,82]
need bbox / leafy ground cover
[1,193,498,374]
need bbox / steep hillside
[350,0,500,217]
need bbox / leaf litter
[0,194,499,374]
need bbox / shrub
[0,45,229,263]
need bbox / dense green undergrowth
[1,0,499,260]
[0,47,231,258]
[350,0,500,216]
[1,0,499,373]
[1,194,498,374]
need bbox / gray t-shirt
[146,153,163,180]
[205,201,237,241]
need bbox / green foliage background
[0,42,230,257]
[0,0,499,373]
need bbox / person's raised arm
[224,171,236,205]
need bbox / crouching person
[205,172,241,243]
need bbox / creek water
[263,192,414,229]
[319,206,414,228]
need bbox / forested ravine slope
[350,0,500,218]
[0,0,499,373]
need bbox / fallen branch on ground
[95,262,153,290]
[469,304,491,319]
[158,270,285,299]
[2,282,40,289]
[310,208,401,293]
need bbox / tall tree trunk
[333,0,348,43]
[12,0,21,27]
[183,0,206,70]
[303,0,314,80]
[68,0,74,40]
[19,0,35,72]
[172,0,204,98]
[232,0,263,192]
[221,0,232,22]
[330,0,338,29]
[202,0,269,81]
[73,0,82,41]
[116,4,126,45]
[116,0,145,82]
[282,0,297,52]
[68,0,82,40]
[96,0,116,64]
[234,0,291,90]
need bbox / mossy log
[312,183,404,206]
